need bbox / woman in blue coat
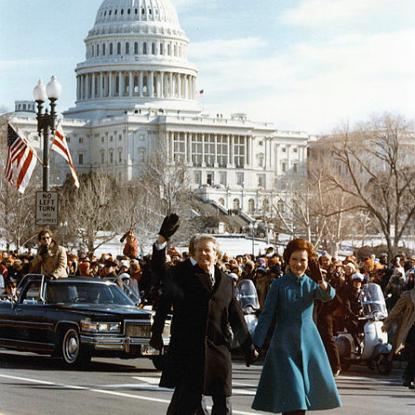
[252,239,342,414]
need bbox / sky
[0,0,414,134]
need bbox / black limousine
[0,274,168,368]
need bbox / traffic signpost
[35,191,59,226]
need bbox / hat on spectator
[345,262,357,272]
[120,260,130,269]
[257,266,267,273]
[352,272,364,282]
[257,258,267,267]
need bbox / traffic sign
[35,192,59,226]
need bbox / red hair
[283,238,316,264]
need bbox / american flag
[51,124,80,188]
[5,123,37,193]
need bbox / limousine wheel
[60,327,90,368]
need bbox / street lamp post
[249,221,258,256]
[33,76,62,192]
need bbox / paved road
[0,351,413,415]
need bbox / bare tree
[325,114,415,258]
[126,149,195,246]
[272,169,356,256]
[140,150,191,215]
[59,171,122,252]
[0,176,38,249]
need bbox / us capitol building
[3,0,310,218]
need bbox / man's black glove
[159,214,180,241]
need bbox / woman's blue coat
[252,273,342,413]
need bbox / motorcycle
[231,279,260,348]
[336,283,392,374]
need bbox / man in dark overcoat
[150,215,255,415]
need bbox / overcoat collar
[286,271,305,284]
[194,265,223,294]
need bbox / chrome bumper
[80,335,159,355]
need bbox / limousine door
[12,276,54,353]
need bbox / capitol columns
[139,72,144,97]
[184,75,188,99]
[91,73,96,98]
[214,134,218,167]
[99,73,103,98]
[230,135,235,167]
[183,132,188,163]
[178,74,182,98]
[108,72,113,97]
[160,72,165,98]
[250,136,254,168]
[129,72,133,97]
[80,76,84,100]
[170,131,175,163]
[148,72,153,98]
[169,72,173,97]
[201,133,206,167]
[119,71,124,97]
[187,132,193,166]
[245,136,250,167]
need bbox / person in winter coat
[255,266,272,311]
[121,230,139,259]
[315,257,342,376]
[151,214,256,415]
[384,261,406,310]
[252,238,342,415]
[30,229,68,279]
[382,287,415,388]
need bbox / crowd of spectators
[1,236,413,313]
[1,232,415,386]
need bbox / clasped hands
[245,347,260,367]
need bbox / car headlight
[81,319,121,333]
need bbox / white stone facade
[2,0,311,217]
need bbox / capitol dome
[66,0,200,119]
[95,0,181,28]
